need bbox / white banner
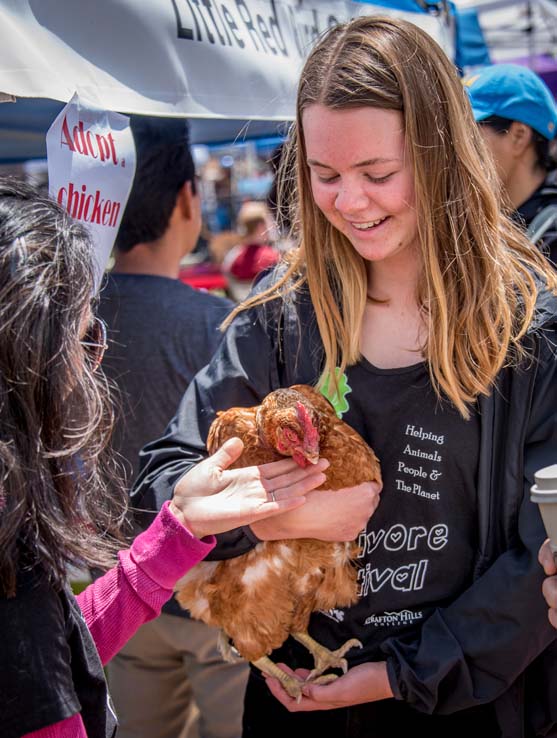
[46,94,136,290]
[0,0,453,122]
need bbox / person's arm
[76,501,214,665]
[381,496,554,713]
[79,438,325,665]
[379,329,557,714]
[249,483,381,542]
[264,662,394,712]
[368,328,557,715]
[20,443,322,738]
[539,539,557,628]
[23,713,87,738]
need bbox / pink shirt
[23,502,215,738]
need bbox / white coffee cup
[531,464,557,556]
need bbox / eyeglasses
[81,316,108,372]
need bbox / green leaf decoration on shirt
[319,369,352,418]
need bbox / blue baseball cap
[464,63,557,140]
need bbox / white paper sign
[46,93,136,290]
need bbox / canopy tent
[453,0,557,92]
[0,0,453,163]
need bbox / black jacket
[132,274,557,737]
[517,172,557,265]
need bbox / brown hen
[175,384,381,699]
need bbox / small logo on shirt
[319,608,346,623]
[364,609,423,627]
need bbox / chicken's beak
[302,449,320,465]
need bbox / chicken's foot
[252,656,306,702]
[292,631,362,680]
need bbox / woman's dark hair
[480,115,557,171]
[0,178,126,597]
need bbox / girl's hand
[169,437,329,539]
[539,539,557,629]
[264,661,393,712]
[250,481,382,542]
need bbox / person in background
[97,116,247,738]
[465,63,557,262]
[0,178,327,738]
[207,229,243,268]
[222,201,279,302]
[132,16,557,737]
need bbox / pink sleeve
[22,713,86,738]
[76,501,215,665]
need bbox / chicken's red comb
[295,401,319,446]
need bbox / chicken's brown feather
[176,384,380,662]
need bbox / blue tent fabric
[0,98,292,163]
[453,4,491,71]
[0,98,63,163]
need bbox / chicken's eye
[275,426,302,454]
[282,427,301,444]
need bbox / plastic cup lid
[535,464,557,490]
[531,489,557,504]
[531,465,557,503]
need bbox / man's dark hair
[116,116,196,252]
[480,115,557,172]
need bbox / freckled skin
[303,105,419,268]
[175,384,381,662]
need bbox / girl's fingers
[265,458,329,490]
[223,455,328,490]
[258,457,301,478]
[272,471,327,500]
[256,496,307,517]
[211,437,245,470]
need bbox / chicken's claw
[253,656,305,702]
[293,632,363,680]
[310,673,339,686]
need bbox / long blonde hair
[226,16,557,418]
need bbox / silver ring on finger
[269,490,276,503]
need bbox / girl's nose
[334,182,368,215]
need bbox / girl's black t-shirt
[263,359,500,735]
[306,359,481,664]
[0,565,117,738]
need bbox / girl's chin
[352,240,415,265]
